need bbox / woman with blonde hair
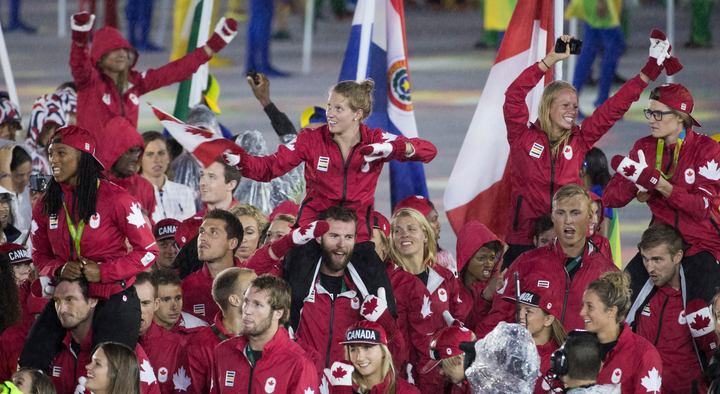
[85,342,142,394]
[502,31,669,268]
[229,204,268,262]
[580,272,662,393]
[223,79,437,242]
[325,321,420,394]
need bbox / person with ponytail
[581,272,662,394]
[501,30,677,268]
[222,79,437,242]
[21,125,158,372]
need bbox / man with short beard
[282,206,403,375]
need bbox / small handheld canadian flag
[685,299,717,353]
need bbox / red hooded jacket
[588,191,612,259]
[210,327,318,394]
[474,240,618,338]
[603,130,720,260]
[187,313,236,394]
[70,26,211,135]
[455,221,503,305]
[503,64,648,245]
[238,124,436,241]
[138,321,193,394]
[31,180,159,299]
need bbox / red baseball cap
[422,326,474,374]
[269,201,300,222]
[153,218,180,241]
[175,215,203,248]
[0,243,32,265]
[393,195,435,216]
[50,125,105,170]
[372,211,390,237]
[650,83,701,127]
[340,321,388,346]
[502,272,563,320]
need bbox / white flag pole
[302,0,315,75]
[0,23,19,106]
[58,0,67,38]
[666,0,674,83]
[553,0,564,80]
[356,0,376,81]
[568,18,578,85]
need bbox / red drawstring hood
[95,116,144,170]
[90,26,138,69]
[456,220,503,274]
[588,190,605,226]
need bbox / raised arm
[69,13,100,92]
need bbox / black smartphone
[554,38,583,55]
[246,70,260,85]
[29,174,52,193]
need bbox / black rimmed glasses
[644,108,674,121]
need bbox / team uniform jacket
[603,130,720,260]
[187,313,236,394]
[108,174,157,222]
[238,124,436,241]
[0,323,30,381]
[138,321,193,394]
[31,180,159,299]
[70,26,211,135]
[596,322,663,394]
[182,258,240,324]
[240,244,283,278]
[474,240,618,338]
[171,311,209,337]
[503,64,647,245]
[328,373,420,394]
[534,340,562,394]
[50,329,160,394]
[210,327,318,394]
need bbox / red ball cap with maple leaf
[421,326,474,374]
[650,83,701,127]
[340,320,387,346]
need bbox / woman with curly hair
[0,251,20,335]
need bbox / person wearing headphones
[551,331,620,393]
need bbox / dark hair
[212,267,257,313]
[583,148,611,189]
[151,268,182,290]
[141,131,165,146]
[10,146,31,172]
[134,271,154,297]
[55,276,90,300]
[564,332,602,381]
[638,223,685,256]
[91,342,142,394]
[534,214,554,239]
[15,367,57,394]
[41,151,107,223]
[204,209,244,254]
[213,156,242,193]
[318,206,358,227]
[249,274,292,325]
[0,252,20,334]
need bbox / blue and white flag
[339,0,429,208]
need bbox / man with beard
[211,275,318,393]
[282,206,403,374]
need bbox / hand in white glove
[323,361,354,387]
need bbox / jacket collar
[550,238,595,265]
[235,326,292,358]
[139,321,162,344]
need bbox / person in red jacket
[211,274,318,393]
[501,31,674,268]
[475,184,618,338]
[223,79,437,242]
[187,267,257,394]
[502,272,566,394]
[420,326,475,394]
[580,271,663,394]
[135,272,193,394]
[45,277,160,394]
[153,219,180,271]
[0,287,44,382]
[23,125,158,372]
[627,224,720,394]
[588,191,612,259]
[69,11,238,135]
[182,209,242,324]
[151,268,208,336]
[324,321,420,394]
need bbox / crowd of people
[0,5,718,394]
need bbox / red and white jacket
[425,264,471,331]
[597,322,663,394]
[474,240,618,338]
[70,26,211,135]
[603,130,720,260]
[503,64,647,245]
[182,259,240,324]
[31,180,159,299]
[210,327,318,394]
[170,311,209,337]
[238,124,436,241]
[50,329,160,394]
[187,313,236,394]
[138,321,193,394]
[534,340,562,394]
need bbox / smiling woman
[86,342,142,394]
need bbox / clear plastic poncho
[465,322,540,394]
[171,151,203,213]
[232,130,305,217]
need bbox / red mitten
[221,146,248,170]
[650,29,683,76]
[324,360,354,389]
[206,17,238,53]
[269,220,329,258]
[360,287,397,339]
[71,12,95,43]
[611,151,662,193]
[358,140,407,172]
[686,299,718,355]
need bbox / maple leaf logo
[332,366,347,379]
[622,164,637,178]
[319,376,329,394]
[139,359,157,385]
[286,136,297,151]
[564,146,571,153]
[31,220,38,235]
[173,366,192,392]
[690,314,712,332]
[687,170,693,176]
[421,295,433,318]
[362,297,379,316]
[304,388,315,394]
[699,160,720,181]
[126,202,147,229]
[641,367,661,393]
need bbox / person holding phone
[500,32,678,268]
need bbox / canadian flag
[443,0,556,239]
